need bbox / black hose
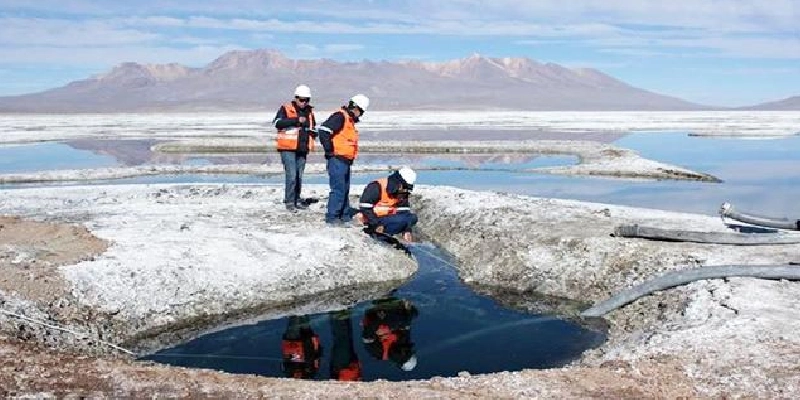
[719,202,800,231]
[613,224,800,245]
[580,264,800,317]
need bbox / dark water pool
[142,244,605,381]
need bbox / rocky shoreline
[2,183,800,397]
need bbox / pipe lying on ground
[612,224,800,245]
[580,264,800,317]
[720,202,800,231]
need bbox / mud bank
[2,184,800,397]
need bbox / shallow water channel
[2,130,799,379]
[141,244,606,381]
[3,132,799,217]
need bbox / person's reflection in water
[361,297,419,372]
[280,315,322,379]
[329,309,362,381]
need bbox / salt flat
[1,110,800,397]
[2,182,800,397]
[0,111,798,143]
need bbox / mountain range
[0,49,796,112]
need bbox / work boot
[294,202,309,210]
[285,204,296,212]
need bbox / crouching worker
[358,167,418,243]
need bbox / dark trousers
[376,212,418,235]
[280,151,307,206]
[329,310,358,376]
[325,157,353,222]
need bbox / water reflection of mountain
[360,129,627,143]
[66,139,274,166]
[357,153,552,168]
[66,129,625,168]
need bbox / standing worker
[317,94,370,225]
[273,84,316,211]
[280,315,322,379]
[328,309,362,381]
[358,167,418,243]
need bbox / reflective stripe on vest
[373,178,400,217]
[281,336,321,364]
[331,109,358,160]
[276,102,315,152]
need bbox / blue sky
[0,0,798,106]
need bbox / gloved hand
[363,224,383,234]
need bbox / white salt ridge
[1,184,416,324]
[1,111,798,143]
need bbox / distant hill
[737,96,800,111]
[0,49,710,112]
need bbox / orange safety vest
[276,102,315,152]
[336,361,362,381]
[281,336,321,367]
[377,323,399,360]
[331,109,358,160]
[373,178,400,217]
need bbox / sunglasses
[295,97,310,103]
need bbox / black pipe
[581,264,800,317]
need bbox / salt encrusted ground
[1,111,799,144]
[2,110,799,397]
[2,183,799,398]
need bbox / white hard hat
[398,167,416,185]
[350,94,370,111]
[294,85,312,98]
[400,355,417,371]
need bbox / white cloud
[291,43,365,58]
[0,1,797,68]
[0,18,162,46]
[0,45,242,66]
[3,0,797,32]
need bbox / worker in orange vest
[317,94,370,226]
[357,167,418,243]
[273,85,316,211]
[329,309,362,381]
[280,315,322,379]
[361,297,418,372]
